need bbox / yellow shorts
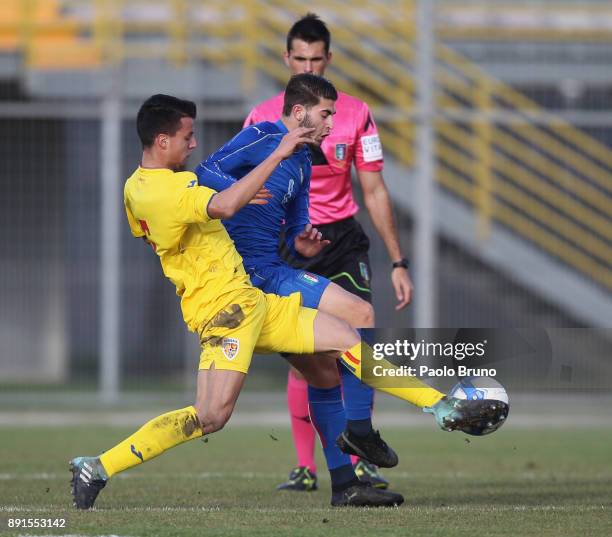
[197,287,317,374]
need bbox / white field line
[2,505,610,514]
[2,471,612,482]
[1,411,611,428]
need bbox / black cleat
[336,429,399,468]
[70,457,107,509]
[331,481,404,507]
[354,460,389,489]
[275,466,318,491]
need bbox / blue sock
[308,385,355,488]
[340,361,374,437]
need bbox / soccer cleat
[353,459,389,489]
[275,466,318,492]
[336,429,399,468]
[331,481,404,507]
[423,395,510,435]
[69,456,107,509]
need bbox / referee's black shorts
[280,216,373,303]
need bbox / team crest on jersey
[299,272,319,286]
[221,337,240,361]
[335,143,347,161]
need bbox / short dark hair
[282,73,338,116]
[286,13,331,54]
[136,94,196,148]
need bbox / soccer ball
[450,376,509,405]
[448,376,509,435]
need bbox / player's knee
[342,294,374,328]
[195,405,232,434]
[200,413,227,434]
[335,318,360,351]
[354,300,375,328]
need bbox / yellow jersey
[124,167,252,331]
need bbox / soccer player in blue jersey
[195,74,439,497]
[196,74,402,497]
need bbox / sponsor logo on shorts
[359,262,370,282]
[221,337,240,361]
[335,143,347,161]
[299,272,320,286]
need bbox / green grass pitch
[1,425,611,536]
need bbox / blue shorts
[246,263,331,309]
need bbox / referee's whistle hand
[392,269,413,310]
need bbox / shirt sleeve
[209,125,276,178]
[194,160,237,192]
[283,173,311,260]
[124,190,145,238]
[175,176,217,224]
[354,102,384,172]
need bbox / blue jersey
[195,120,312,268]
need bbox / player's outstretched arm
[357,170,413,310]
[207,127,314,219]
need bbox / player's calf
[194,368,245,434]
[195,405,233,434]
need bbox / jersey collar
[275,119,289,133]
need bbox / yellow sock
[341,343,444,408]
[99,406,202,478]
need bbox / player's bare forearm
[358,171,402,262]
[359,170,413,308]
[208,127,314,219]
[207,153,282,219]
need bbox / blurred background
[0,0,610,410]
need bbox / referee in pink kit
[245,13,413,491]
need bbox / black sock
[347,418,373,437]
[330,464,360,492]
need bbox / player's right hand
[248,187,273,205]
[274,127,316,159]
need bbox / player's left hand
[294,224,331,258]
[391,267,413,310]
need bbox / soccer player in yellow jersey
[70,93,506,510]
